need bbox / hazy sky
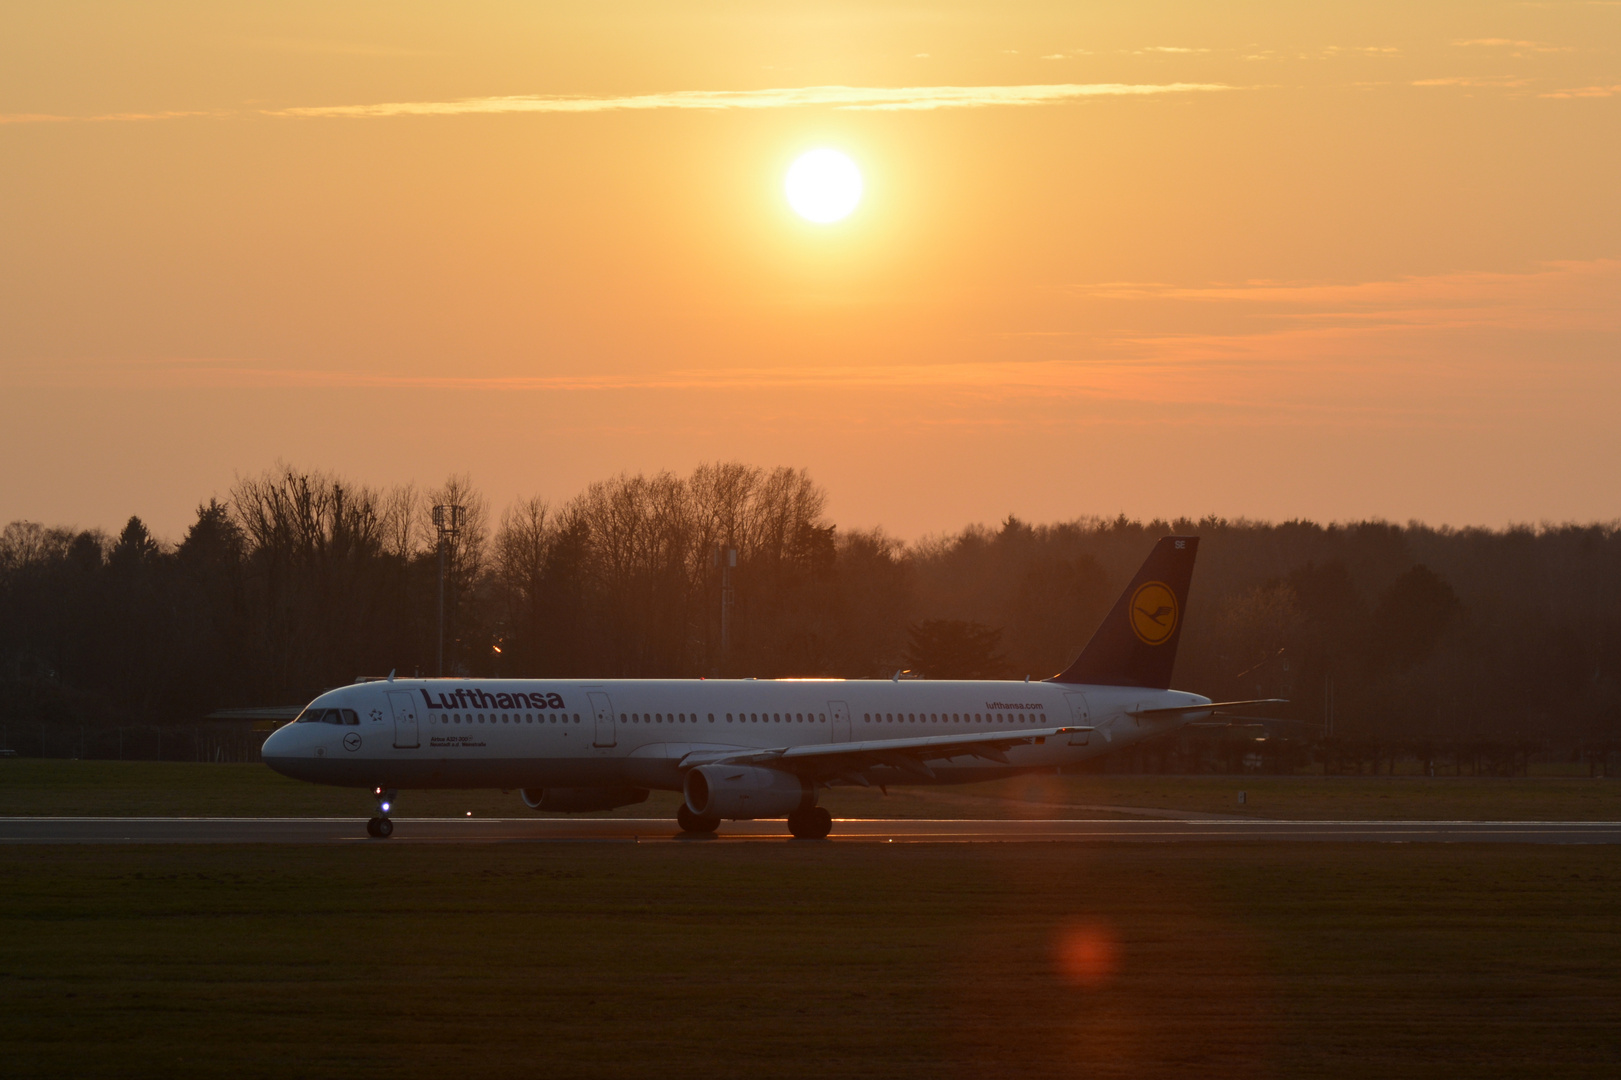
[3,1,1618,540]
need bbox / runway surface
[4,817,1620,844]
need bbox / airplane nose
[261,723,295,777]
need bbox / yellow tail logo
[1129,581,1178,645]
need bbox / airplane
[262,535,1280,838]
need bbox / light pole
[432,503,465,677]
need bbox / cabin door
[589,692,617,748]
[828,700,851,743]
[387,691,420,749]
[1063,692,1090,746]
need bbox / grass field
[1,842,1617,1079]
[2,759,1619,821]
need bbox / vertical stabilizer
[1051,536,1199,688]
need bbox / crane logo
[1129,581,1178,645]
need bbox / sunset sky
[3,1,1618,540]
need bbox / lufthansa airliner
[263,535,1275,837]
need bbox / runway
[4,817,1620,844]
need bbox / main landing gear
[674,803,834,838]
[366,787,396,839]
[787,806,833,840]
[677,803,720,835]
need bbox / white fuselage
[261,677,1212,793]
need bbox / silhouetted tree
[3,468,1619,764]
[904,619,1007,679]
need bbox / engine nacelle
[684,764,813,820]
[520,787,649,813]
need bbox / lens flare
[1055,921,1120,988]
[785,149,863,223]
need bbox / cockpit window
[295,706,361,724]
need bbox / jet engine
[520,787,649,813]
[684,764,814,820]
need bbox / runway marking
[3,817,1619,844]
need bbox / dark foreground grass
[1,843,1617,1079]
[4,759,1619,821]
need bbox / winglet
[1051,536,1198,689]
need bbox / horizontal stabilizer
[679,725,1090,779]
[1128,698,1289,719]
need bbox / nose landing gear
[366,788,397,839]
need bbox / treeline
[1,462,1618,750]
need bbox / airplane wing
[1127,698,1288,719]
[677,726,1092,782]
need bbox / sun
[785,149,863,223]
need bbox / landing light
[380,802,391,813]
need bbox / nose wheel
[367,788,397,839]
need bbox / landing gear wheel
[366,816,393,838]
[677,804,720,834]
[787,807,832,839]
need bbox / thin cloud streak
[1542,84,1621,97]
[5,354,1589,429]
[268,82,1234,118]
[1412,76,1533,88]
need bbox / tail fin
[1052,535,1199,688]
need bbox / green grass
[2,760,1618,821]
[1,843,1617,1079]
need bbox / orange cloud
[13,262,1614,434]
[1541,84,1621,98]
[267,83,1234,119]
